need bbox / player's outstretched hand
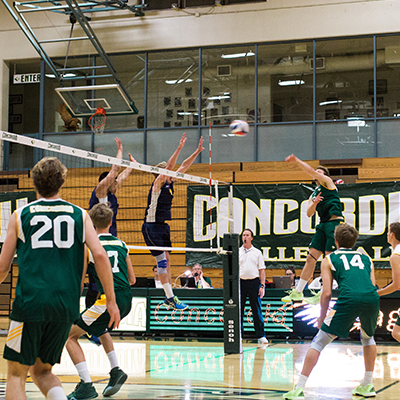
[314,193,324,204]
[285,154,297,163]
[198,136,205,152]
[107,300,121,329]
[179,132,187,149]
[115,137,122,151]
[128,153,137,163]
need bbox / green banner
[186,182,400,269]
[0,191,37,243]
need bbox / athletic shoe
[87,334,101,346]
[67,380,98,400]
[351,383,376,397]
[282,387,304,399]
[164,296,189,310]
[281,289,303,303]
[257,336,269,345]
[103,367,128,397]
[304,290,321,305]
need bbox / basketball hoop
[88,107,107,135]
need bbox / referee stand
[223,233,242,354]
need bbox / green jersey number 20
[30,215,75,249]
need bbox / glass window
[258,42,313,122]
[316,121,375,159]
[376,36,400,120]
[107,53,145,131]
[146,129,199,166]
[377,120,400,157]
[258,124,313,161]
[315,38,374,121]
[201,126,255,162]
[201,46,255,126]
[94,130,145,163]
[147,50,199,129]
[43,132,92,151]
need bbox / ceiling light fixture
[221,51,255,59]
[278,79,305,86]
[319,100,343,106]
[208,95,230,100]
[165,78,193,84]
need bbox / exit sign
[13,73,41,84]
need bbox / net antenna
[209,122,213,249]
[88,107,107,136]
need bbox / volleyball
[229,120,249,136]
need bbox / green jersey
[12,199,86,323]
[312,184,343,223]
[88,233,130,294]
[326,249,377,299]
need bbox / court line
[376,379,400,394]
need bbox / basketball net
[88,107,106,136]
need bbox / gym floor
[0,333,399,399]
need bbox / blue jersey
[144,181,174,223]
[89,188,119,236]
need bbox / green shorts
[76,290,132,337]
[309,219,343,253]
[3,319,72,366]
[321,293,380,338]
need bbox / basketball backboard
[55,84,138,117]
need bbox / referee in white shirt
[239,228,268,345]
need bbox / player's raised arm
[166,132,186,170]
[95,137,122,199]
[286,154,334,188]
[177,136,205,174]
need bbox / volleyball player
[66,203,135,399]
[89,137,136,237]
[284,223,379,399]
[142,133,204,310]
[0,157,119,400]
[377,222,400,342]
[282,154,344,304]
[87,137,135,344]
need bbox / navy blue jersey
[89,188,119,236]
[144,181,174,223]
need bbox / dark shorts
[3,319,72,366]
[309,219,343,253]
[76,290,132,337]
[142,222,171,257]
[321,293,380,338]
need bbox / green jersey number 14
[340,254,365,270]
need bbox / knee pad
[310,330,336,353]
[155,253,167,275]
[360,328,376,347]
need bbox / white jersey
[239,245,265,280]
[393,244,400,256]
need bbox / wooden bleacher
[6,156,399,302]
